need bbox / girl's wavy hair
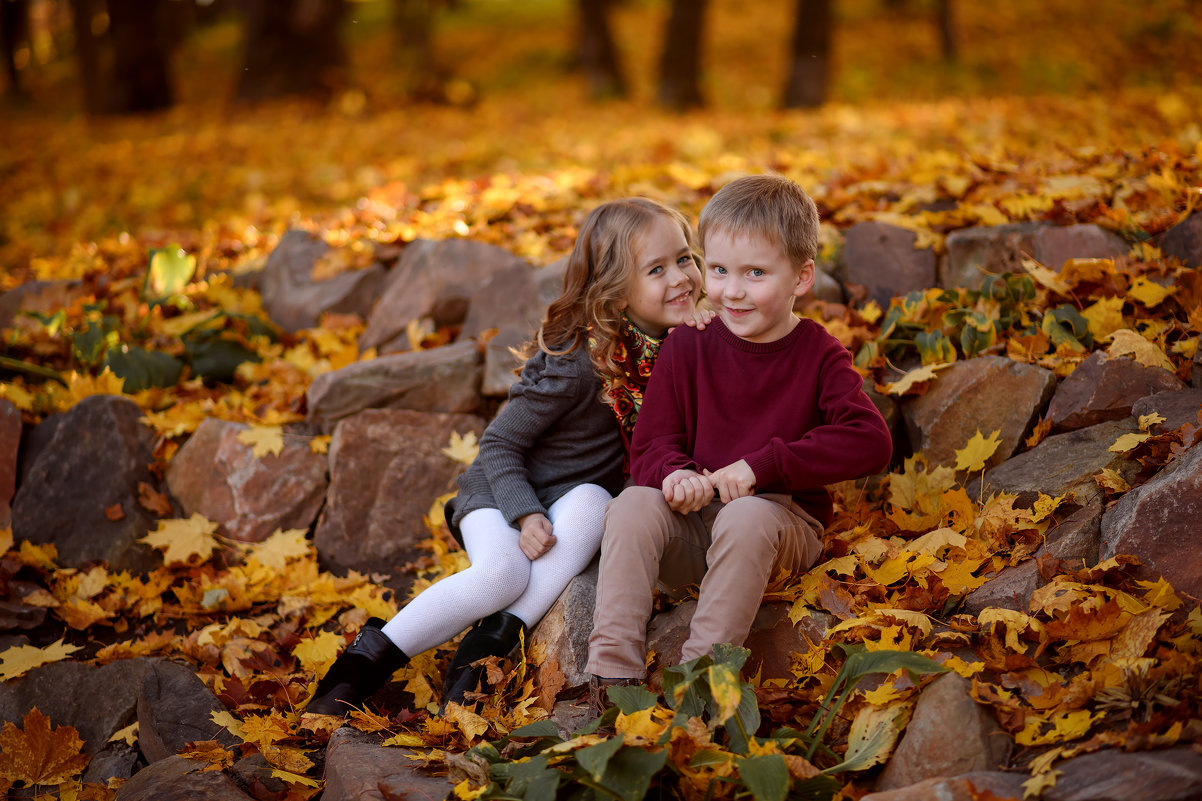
[536,197,700,393]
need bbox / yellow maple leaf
[382,732,428,748]
[139,514,220,566]
[616,707,670,745]
[0,639,83,681]
[441,430,480,466]
[1126,275,1176,308]
[1094,468,1131,494]
[1032,493,1065,523]
[240,712,292,751]
[1108,431,1150,453]
[237,425,285,458]
[1107,329,1174,372]
[0,527,12,555]
[1015,709,1099,746]
[906,527,966,556]
[142,402,211,438]
[294,631,345,677]
[1023,769,1062,798]
[243,528,310,571]
[0,709,89,786]
[108,722,138,746]
[0,382,35,412]
[1080,296,1125,340]
[882,364,943,397]
[442,703,490,740]
[271,768,321,788]
[954,429,1002,473]
[1022,258,1071,295]
[931,555,992,593]
[309,434,331,454]
[1137,577,1183,611]
[859,300,883,324]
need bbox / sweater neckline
[711,316,809,353]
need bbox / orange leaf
[104,503,125,522]
[137,482,174,517]
[0,709,89,786]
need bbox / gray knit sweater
[449,344,626,529]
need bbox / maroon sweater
[629,317,892,526]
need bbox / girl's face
[620,215,702,336]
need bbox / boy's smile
[703,230,814,343]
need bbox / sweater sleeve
[629,336,698,487]
[477,351,589,525]
[742,344,892,492]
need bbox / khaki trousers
[586,485,823,679]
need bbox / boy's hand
[662,469,714,514]
[518,513,555,560]
[679,303,716,331]
[704,460,756,503]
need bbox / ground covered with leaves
[2,0,1201,798]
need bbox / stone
[229,754,292,799]
[459,258,543,343]
[900,356,1057,470]
[0,398,20,529]
[260,229,388,333]
[964,500,1103,614]
[1131,386,1202,432]
[534,257,569,308]
[138,660,240,763]
[305,340,483,431]
[1100,440,1202,596]
[1044,745,1202,801]
[841,221,937,309]
[315,408,486,588]
[530,561,599,700]
[361,238,532,353]
[0,658,156,755]
[165,417,329,543]
[481,325,530,398]
[1045,351,1186,431]
[11,395,162,572]
[0,280,88,330]
[942,223,1042,290]
[321,726,451,801]
[976,419,1140,508]
[111,755,254,801]
[82,741,143,786]
[861,772,1026,801]
[876,673,1012,790]
[1032,223,1129,272]
[810,268,845,304]
[1158,210,1202,268]
[0,599,46,630]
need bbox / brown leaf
[137,482,174,517]
[0,708,89,786]
[104,503,125,521]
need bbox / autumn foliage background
[2,0,1202,798]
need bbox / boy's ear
[793,259,816,298]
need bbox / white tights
[379,483,611,657]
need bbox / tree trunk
[782,0,832,109]
[577,0,625,99]
[69,0,106,114]
[657,0,706,110]
[937,0,957,62]
[105,0,174,113]
[235,0,348,103]
[393,0,445,101]
[1,0,30,98]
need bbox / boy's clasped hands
[661,458,755,513]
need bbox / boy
[586,174,893,696]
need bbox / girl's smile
[622,215,703,336]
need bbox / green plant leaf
[723,685,761,755]
[836,644,948,685]
[490,754,559,801]
[791,775,841,801]
[146,245,196,299]
[576,735,625,782]
[707,663,743,725]
[510,720,561,740]
[607,684,658,715]
[824,703,909,773]
[104,345,185,392]
[594,745,667,801]
[736,754,789,801]
[71,317,119,366]
[184,335,260,382]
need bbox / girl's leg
[504,483,613,626]
[380,508,531,656]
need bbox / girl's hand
[680,303,716,330]
[518,513,556,560]
[703,460,756,504]
[662,469,714,514]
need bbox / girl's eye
[678,255,694,266]
[648,265,663,275]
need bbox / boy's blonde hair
[537,197,700,392]
[698,174,820,268]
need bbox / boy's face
[703,229,814,344]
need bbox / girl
[307,197,706,715]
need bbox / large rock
[942,223,1042,290]
[314,408,486,587]
[0,658,156,755]
[0,280,88,331]
[305,340,483,431]
[459,258,544,344]
[875,673,1011,790]
[361,238,533,353]
[137,660,240,763]
[1044,745,1202,801]
[530,561,600,700]
[1045,351,1185,431]
[1131,386,1202,432]
[321,726,451,801]
[0,398,19,529]
[165,417,329,543]
[111,755,254,801]
[841,221,937,309]
[1158,210,1202,268]
[481,325,530,398]
[1100,440,1202,596]
[900,356,1057,470]
[260,229,387,333]
[977,419,1140,508]
[11,395,162,572]
[1032,223,1128,272]
[964,499,1102,614]
[861,772,1026,801]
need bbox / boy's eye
[750,268,765,277]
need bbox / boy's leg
[587,486,707,680]
[680,494,823,662]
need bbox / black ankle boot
[307,618,409,716]
[441,611,527,707]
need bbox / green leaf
[791,775,841,801]
[104,345,185,392]
[184,335,260,382]
[707,663,744,724]
[509,720,562,740]
[606,684,658,715]
[594,745,667,801]
[836,644,948,686]
[490,754,559,801]
[21,309,66,335]
[710,643,750,671]
[723,685,761,755]
[146,245,196,299]
[915,330,956,365]
[688,749,732,769]
[736,754,789,801]
[71,317,119,366]
[662,654,712,716]
[577,735,625,782]
[824,703,909,774]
